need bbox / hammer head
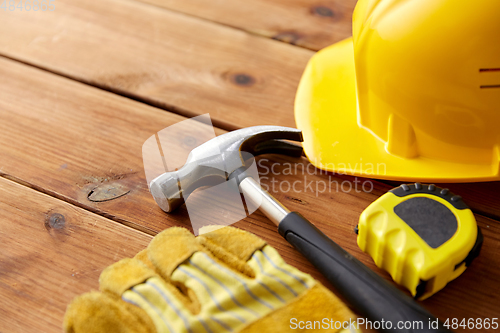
[149,126,303,212]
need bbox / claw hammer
[149,125,451,333]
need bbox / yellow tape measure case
[357,183,483,300]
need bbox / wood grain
[132,0,357,50]
[0,0,313,130]
[0,56,194,235]
[0,0,498,330]
[0,57,499,331]
[1,0,498,223]
[0,177,152,332]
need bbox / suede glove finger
[64,226,360,333]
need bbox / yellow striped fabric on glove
[64,227,359,333]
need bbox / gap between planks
[122,0,355,52]
[0,176,153,332]
[0,53,240,134]
[1,50,499,331]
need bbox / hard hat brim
[295,38,500,182]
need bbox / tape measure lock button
[357,183,483,300]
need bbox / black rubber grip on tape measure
[278,212,452,333]
[390,183,468,210]
[394,197,458,248]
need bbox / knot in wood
[312,6,334,17]
[230,73,256,87]
[46,213,66,230]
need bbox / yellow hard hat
[295,0,500,182]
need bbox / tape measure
[356,183,483,300]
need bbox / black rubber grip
[278,212,452,333]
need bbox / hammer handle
[278,212,451,333]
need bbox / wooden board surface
[0,0,312,130]
[0,177,152,332]
[1,0,499,331]
[0,57,499,332]
[0,0,499,221]
[133,0,357,50]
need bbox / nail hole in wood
[230,73,256,87]
[272,31,301,45]
[45,213,66,230]
[285,196,308,205]
[312,6,335,17]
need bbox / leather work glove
[64,226,359,333]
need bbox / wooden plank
[0,177,152,332]
[256,168,500,332]
[1,0,499,222]
[0,0,313,130]
[0,58,499,330]
[132,0,357,51]
[0,56,196,235]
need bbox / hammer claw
[251,139,303,158]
